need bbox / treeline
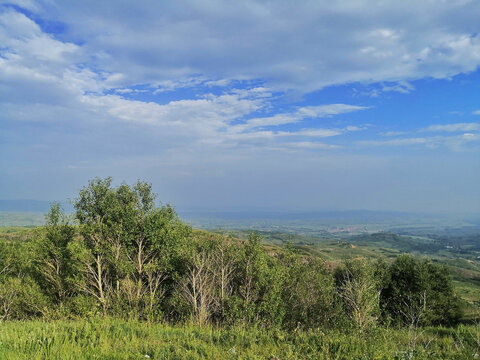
[0,178,462,330]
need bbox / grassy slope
[1,318,479,359]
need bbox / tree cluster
[0,178,462,330]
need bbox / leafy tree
[0,276,49,320]
[0,241,11,281]
[226,232,286,327]
[381,254,461,326]
[334,259,381,330]
[179,250,216,325]
[72,177,191,318]
[280,248,339,330]
[0,176,466,332]
[33,203,75,303]
[176,234,237,325]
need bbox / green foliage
[381,254,462,326]
[0,276,49,320]
[72,177,192,319]
[280,249,340,330]
[32,203,76,302]
[225,232,285,327]
[334,259,381,330]
[0,241,11,280]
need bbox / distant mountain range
[0,200,477,228]
[180,209,430,221]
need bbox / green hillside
[2,318,480,359]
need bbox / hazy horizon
[1,199,478,220]
[1,1,480,214]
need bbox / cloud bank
[1,1,480,213]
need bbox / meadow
[2,318,480,359]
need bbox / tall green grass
[1,318,479,359]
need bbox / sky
[0,0,480,215]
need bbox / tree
[381,254,461,326]
[0,241,12,281]
[335,259,380,330]
[227,232,285,327]
[179,251,216,325]
[280,249,339,330]
[176,233,237,325]
[72,177,191,318]
[210,239,236,321]
[0,276,49,321]
[33,203,75,303]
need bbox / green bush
[381,254,462,326]
[0,276,50,320]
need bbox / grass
[2,318,480,359]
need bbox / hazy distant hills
[0,200,478,230]
[180,209,462,226]
[1,201,426,220]
[180,209,480,236]
[181,209,434,222]
[0,200,52,213]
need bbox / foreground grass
[1,319,480,359]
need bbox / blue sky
[1,0,480,214]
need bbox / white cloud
[424,123,480,132]
[115,88,133,94]
[0,9,109,110]
[345,125,368,132]
[381,81,415,94]
[378,131,405,137]
[19,0,480,92]
[278,129,343,137]
[0,9,359,152]
[0,10,80,66]
[360,137,430,147]
[287,141,340,150]
[204,78,234,87]
[1,3,479,157]
[79,90,267,141]
[236,104,368,130]
[359,133,480,151]
[152,77,207,93]
[298,104,369,117]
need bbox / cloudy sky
[1,0,480,214]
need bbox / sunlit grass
[1,318,479,359]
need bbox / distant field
[184,210,479,239]
[0,212,45,227]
